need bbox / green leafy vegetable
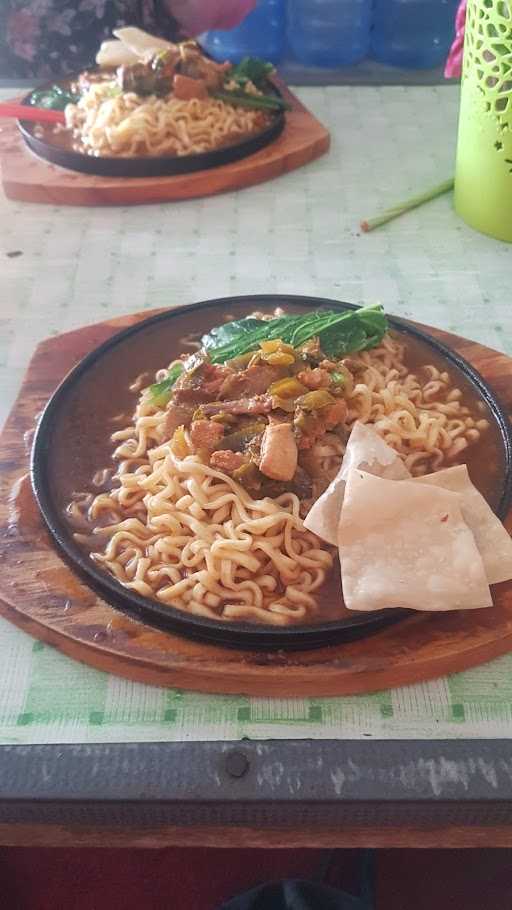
[201,305,388,364]
[218,56,288,111]
[202,317,263,354]
[149,362,184,407]
[29,85,80,110]
[151,305,387,409]
[213,90,290,112]
[229,57,275,89]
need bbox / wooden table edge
[1,823,511,849]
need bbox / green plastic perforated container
[454,0,512,242]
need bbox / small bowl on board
[31,295,512,650]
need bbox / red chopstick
[0,102,66,124]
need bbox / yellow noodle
[74,332,488,624]
[65,83,271,158]
[344,335,488,476]
[90,450,332,625]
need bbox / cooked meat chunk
[202,365,234,397]
[296,415,326,450]
[202,396,273,417]
[178,46,230,90]
[290,466,314,500]
[117,48,180,96]
[165,404,195,436]
[190,420,224,451]
[172,363,229,405]
[173,73,208,100]
[324,399,347,429]
[172,387,210,405]
[341,357,364,373]
[297,368,331,390]
[219,365,284,399]
[117,62,165,96]
[259,423,298,481]
[210,450,247,473]
[153,48,180,79]
[118,62,155,94]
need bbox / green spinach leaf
[202,317,263,352]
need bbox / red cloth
[0,847,331,910]
[1,847,511,909]
[444,0,467,78]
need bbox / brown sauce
[47,303,507,626]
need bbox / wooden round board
[0,84,329,206]
[1,309,512,696]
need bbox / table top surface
[2,83,510,423]
[1,84,512,828]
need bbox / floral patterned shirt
[0,0,256,80]
[0,1,184,78]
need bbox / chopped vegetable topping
[153,304,389,509]
[268,377,307,399]
[296,389,336,411]
[150,362,184,407]
[229,57,275,89]
[201,304,388,364]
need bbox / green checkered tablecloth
[3,620,512,743]
[1,83,512,744]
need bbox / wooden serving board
[1,309,512,697]
[0,85,329,206]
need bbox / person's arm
[167,0,257,35]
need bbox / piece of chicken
[259,422,298,482]
[297,368,331,390]
[190,419,224,451]
[210,450,247,473]
[173,73,208,101]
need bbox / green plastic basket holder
[454,0,512,242]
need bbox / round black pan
[31,296,512,650]
[17,80,285,178]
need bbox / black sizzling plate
[18,79,285,178]
[31,295,512,650]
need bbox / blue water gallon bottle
[200,0,285,64]
[371,0,460,69]
[287,0,372,67]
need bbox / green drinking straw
[361,177,455,232]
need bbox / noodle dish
[25,27,287,163]
[57,302,512,630]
